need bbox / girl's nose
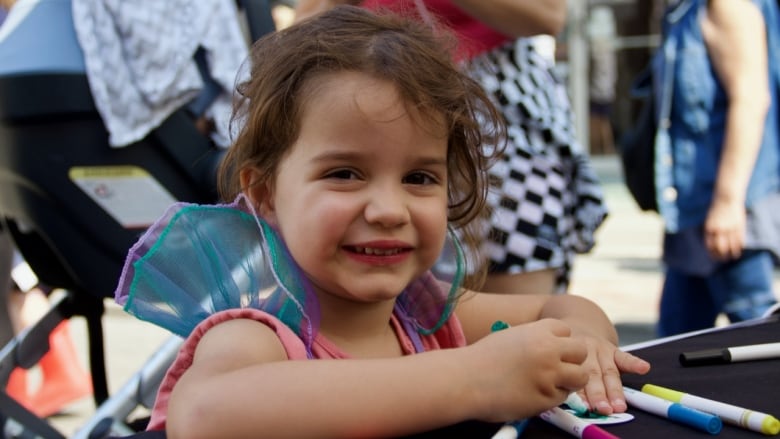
[364,184,410,228]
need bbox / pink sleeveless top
[146,307,467,431]
[360,0,510,61]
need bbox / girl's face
[254,72,449,305]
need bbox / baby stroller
[0,0,278,437]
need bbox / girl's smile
[342,240,414,265]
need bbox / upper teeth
[355,247,401,256]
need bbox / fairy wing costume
[114,196,466,357]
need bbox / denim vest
[652,0,780,233]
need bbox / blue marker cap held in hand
[667,403,722,435]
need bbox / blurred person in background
[587,5,617,156]
[652,0,780,336]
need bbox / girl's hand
[464,318,591,422]
[575,334,651,415]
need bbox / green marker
[564,392,590,417]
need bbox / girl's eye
[324,169,359,180]
[403,172,437,185]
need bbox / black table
[110,315,780,439]
[517,314,780,438]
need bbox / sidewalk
[572,155,665,344]
[46,155,778,436]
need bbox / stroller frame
[0,1,278,437]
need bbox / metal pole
[567,0,590,152]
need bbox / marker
[564,392,589,416]
[490,419,529,439]
[642,383,780,435]
[622,387,722,434]
[539,406,620,439]
[680,342,780,366]
[489,321,528,439]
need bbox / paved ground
[39,155,780,437]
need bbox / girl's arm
[455,292,651,414]
[166,315,593,439]
[449,0,568,37]
[701,0,769,261]
[455,292,616,344]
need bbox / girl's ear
[239,167,279,227]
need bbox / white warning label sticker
[69,166,178,229]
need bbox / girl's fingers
[615,350,651,375]
[582,348,651,414]
[559,339,588,365]
[581,348,618,414]
[558,361,590,392]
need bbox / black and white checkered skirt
[466,38,608,292]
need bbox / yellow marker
[642,383,780,435]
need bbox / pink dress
[146,307,467,431]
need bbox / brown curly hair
[218,5,505,286]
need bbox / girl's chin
[312,269,426,302]
[331,282,411,303]
[350,288,406,302]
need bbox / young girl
[115,6,649,438]
[296,1,608,296]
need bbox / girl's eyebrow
[309,151,362,163]
[310,151,447,167]
[413,157,448,168]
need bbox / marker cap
[641,384,683,403]
[667,404,722,435]
[679,348,730,367]
[581,424,620,439]
[762,416,780,435]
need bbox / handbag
[619,65,658,212]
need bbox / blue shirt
[0,0,85,75]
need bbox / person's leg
[8,285,48,333]
[657,266,719,337]
[6,255,92,417]
[7,285,92,417]
[588,102,615,156]
[0,227,28,411]
[707,250,777,323]
[28,317,92,417]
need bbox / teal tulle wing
[114,198,318,351]
[114,196,465,351]
[397,226,465,335]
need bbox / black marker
[680,342,780,366]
